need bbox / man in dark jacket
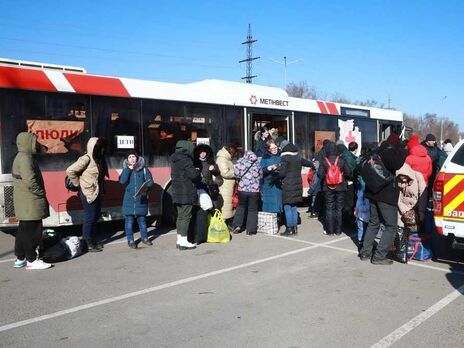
[359,134,408,265]
[337,140,358,225]
[170,140,201,250]
[318,143,352,235]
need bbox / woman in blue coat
[260,140,282,214]
[119,151,154,249]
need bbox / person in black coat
[170,140,201,250]
[193,144,221,204]
[359,134,408,265]
[318,143,352,235]
[279,143,314,236]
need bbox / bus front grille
[3,185,15,218]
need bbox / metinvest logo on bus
[249,95,289,107]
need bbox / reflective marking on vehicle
[444,174,464,194]
[444,191,464,217]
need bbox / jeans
[79,191,101,241]
[176,204,192,237]
[324,190,344,234]
[357,218,367,242]
[361,200,398,259]
[15,220,43,262]
[284,204,298,227]
[232,191,259,233]
[125,215,148,242]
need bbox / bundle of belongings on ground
[42,229,86,263]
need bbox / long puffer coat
[119,156,154,216]
[12,132,49,220]
[216,147,235,219]
[279,143,313,205]
[170,140,201,204]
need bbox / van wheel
[162,185,177,227]
[432,233,452,261]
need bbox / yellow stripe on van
[443,191,464,216]
[444,174,464,195]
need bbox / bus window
[143,100,231,167]
[92,96,141,169]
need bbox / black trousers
[232,191,259,233]
[15,220,43,262]
[361,200,398,259]
[324,190,344,234]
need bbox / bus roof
[0,60,402,122]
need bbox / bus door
[379,121,402,143]
[245,109,293,152]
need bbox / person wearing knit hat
[405,134,432,184]
[120,150,154,249]
[425,133,436,142]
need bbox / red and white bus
[0,58,403,229]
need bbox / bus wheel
[162,185,177,227]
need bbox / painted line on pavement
[371,283,464,348]
[269,234,464,276]
[0,235,347,333]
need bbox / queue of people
[11,128,454,270]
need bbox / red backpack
[306,167,315,184]
[324,156,343,189]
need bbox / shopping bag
[257,212,278,235]
[207,209,231,243]
[407,232,432,261]
[197,188,213,211]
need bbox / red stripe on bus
[317,101,328,114]
[63,74,130,97]
[326,102,339,115]
[0,66,57,91]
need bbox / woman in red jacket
[405,134,432,185]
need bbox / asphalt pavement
[0,210,463,348]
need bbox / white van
[433,139,464,250]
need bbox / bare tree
[286,81,322,99]
[404,113,461,144]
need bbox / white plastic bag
[197,189,213,211]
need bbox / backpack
[360,154,394,194]
[324,156,343,189]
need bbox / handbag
[207,209,231,243]
[393,227,408,263]
[232,182,239,209]
[257,212,279,235]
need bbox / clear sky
[1,0,463,130]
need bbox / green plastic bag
[207,209,231,243]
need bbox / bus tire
[162,185,177,227]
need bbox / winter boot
[280,227,292,236]
[176,235,196,250]
[86,239,102,252]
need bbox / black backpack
[360,154,394,194]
